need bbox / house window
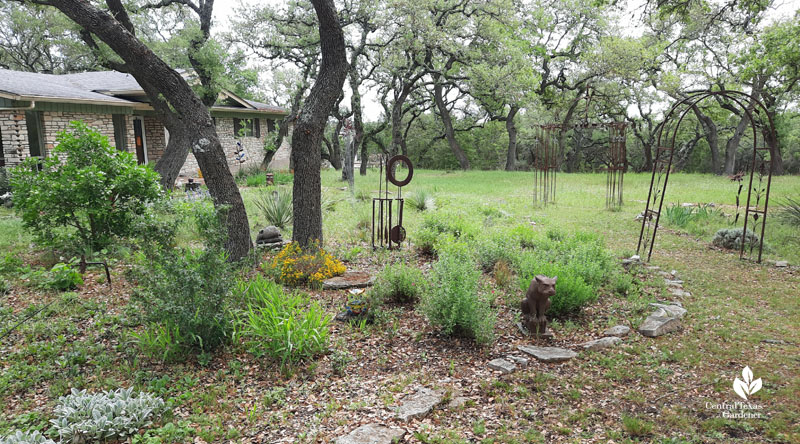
[233,118,260,138]
[267,119,276,133]
[25,111,45,159]
[112,114,127,151]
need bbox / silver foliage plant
[50,387,165,443]
[0,431,56,444]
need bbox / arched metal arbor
[637,90,778,263]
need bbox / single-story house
[0,68,290,181]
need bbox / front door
[132,118,147,165]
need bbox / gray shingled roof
[0,69,133,104]
[0,68,288,115]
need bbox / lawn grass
[1,170,799,443]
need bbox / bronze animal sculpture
[521,275,557,337]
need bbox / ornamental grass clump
[266,242,345,287]
[236,275,330,367]
[421,241,496,345]
[51,387,165,443]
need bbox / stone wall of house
[42,112,118,155]
[143,116,166,164]
[1,110,282,186]
[178,117,270,180]
[0,111,29,166]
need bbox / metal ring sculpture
[387,155,414,187]
[636,90,777,263]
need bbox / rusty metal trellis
[605,122,628,209]
[533,125,559,206]
[637,90,777,263]
[533,122,627,209]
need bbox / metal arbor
[636,90,778,263]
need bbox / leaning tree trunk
[692,105,721,174]
[433,80,469,170]
[349,72,366,176]
[504,105,520,171]
[291,0,348,247]
[154,127,190,189]
[47,0,252,260]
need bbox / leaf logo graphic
[733,366,762,400]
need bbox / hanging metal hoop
[387,155,413,187]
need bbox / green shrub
[254,187,293,229]
[9,122,161,253]
[516,254,595,317]
[129,206,233,353]
[712,227,760,250]
[414,211,477,254]
[236,275,330,367]
[0,431,55,444]
[420,241,495,345]
[370,262,426,305]
[245,173,266,187]
[511,230,613,317]
[0,278,8,295]
[472,231,519,272]
[44,262,83,291]
[51,387,165,443]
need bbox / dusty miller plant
[0,431,56,444]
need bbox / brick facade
[0,110,277,184]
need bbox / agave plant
[255,187,293,229]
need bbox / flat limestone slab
[335,424,405,444]
[488,358,516,374]
[603,325,631,337]
[649,303,687,319]
[638,315,681,337]
[323,271,376,290]
[517,345,577,362]
[581,336,622,351]
[394,387,444,421]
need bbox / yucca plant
[255,187,293,229]
[406,189,436,211]
[779,195,800,228]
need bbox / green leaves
[10,121,161,254]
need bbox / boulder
[638,315,681,337]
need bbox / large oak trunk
[291,0,348,247]
[433,80,469,170]
[504,105,519,171]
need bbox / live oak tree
[291,0,348,247]
[20,0,253,260]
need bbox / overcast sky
[207,0,800,118]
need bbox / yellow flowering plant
[266,241,346,288]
